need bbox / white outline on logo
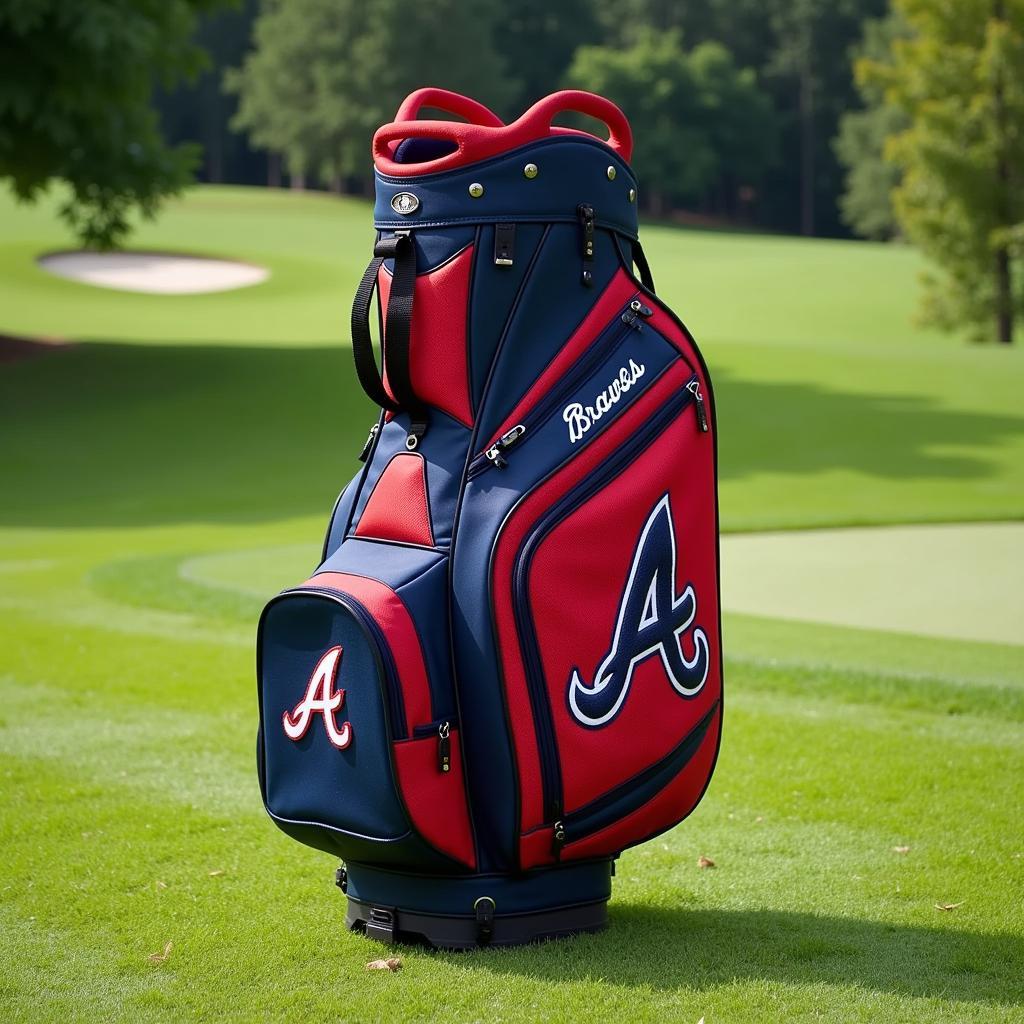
[567,494,709,727]
[282,646,352,749]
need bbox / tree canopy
[862,0,1024,343]
[0,0,222,248]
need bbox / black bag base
[338,859,613,950]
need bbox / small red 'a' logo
[282,646,352,749]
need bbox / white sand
[38,251,269,294]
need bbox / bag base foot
[339,859,613,950]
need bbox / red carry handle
[395,87,505,127]
[373,89,632,177]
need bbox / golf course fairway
[1,185,1022,1023]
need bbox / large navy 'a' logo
[567,494,709,728]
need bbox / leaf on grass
[366,957,402,972]
[697,855,716,869]
[155,880,167,890]
[934,901,964,911]
[147,941,172,964]
[208,870,224,877]
[892,845,911,854]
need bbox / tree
[565,30,777,218]
[0,0,223,248]
[226,0,514,193]
[834,11,909,239]
[863,0,1024,343]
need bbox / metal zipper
[466,297,653,479]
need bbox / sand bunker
[38,251,269,295]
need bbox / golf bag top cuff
[373,137,639,239]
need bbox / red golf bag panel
[377,243,474,427]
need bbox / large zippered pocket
[489,356,722,870]
[257,559,476,870]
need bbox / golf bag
[256,88,722,949]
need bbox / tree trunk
[799,58,815,237]
[267,152,281,189]
[993,0,1014,344]
[996,248,1013,344]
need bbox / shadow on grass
[1,343,1022,527]
[467,906,1023,1005]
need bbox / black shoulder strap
[631,239,656,293]
[350,233,430,439]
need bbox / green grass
[1,185,1023,1023]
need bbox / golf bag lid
[372,89,640,239]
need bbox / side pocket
[257,550,476,871]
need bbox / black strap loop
[350,251,400,413]
[349,233,429,428]
[631,239,656,293]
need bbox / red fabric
[354,453,435,547]
[306,571,432,732]
[374,90,633,176]
[520,826,556,871]
[479,272,638,454]
[394,728,476,869]
[378,245,473,427]
[562,707,721,862]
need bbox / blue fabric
[374,137,638,238]
[344,859,612,915]
[260,593,410,842]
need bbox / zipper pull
[621,297,653,329]
[437,721,451,774]
[358,423,379,461]
[552,820,566,857]
[577,204,595,286]
[484,423,526,469]
[687,379,709,433]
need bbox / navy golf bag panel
[257,88,723,948]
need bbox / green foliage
[835,11,910,239]
[0,0,222,248]
[565,30,777,215]
[225,0,514,186]
[863,0,1024,342]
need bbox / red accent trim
[304,572,432,731]
[478,271,638,455]
[354,453,435,547]
[378,246,474,427]
[374,90,633,176]
[393,728,476,869]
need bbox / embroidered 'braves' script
[282,646,352,748]
[567,494,709,727]
[563,359,646,443]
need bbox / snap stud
[607,166,617,181]
[468,182,484,198]
[523,163,538,179]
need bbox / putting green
[180,521,1023,647]
[721,521,1024,646]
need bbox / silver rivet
[607,166,617,181]
[468,182,484,198]
[524,163,538,179]
[629,187,636,202]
